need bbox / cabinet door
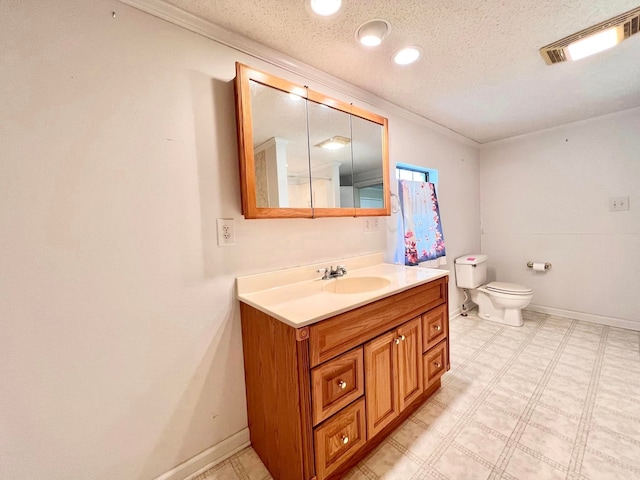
[364,330,399,439]
[397,317,424,411]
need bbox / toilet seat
[486,282,533,296]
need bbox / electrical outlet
[609,196,630,212]
[217,218,235,246]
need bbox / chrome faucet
[317,265,347,280]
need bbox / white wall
[0,1,480,479]
[480,107,640,327]
[384,116,481,296]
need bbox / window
[395,163,438,184]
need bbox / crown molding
[479,105,640,149]
[117,0,478,148]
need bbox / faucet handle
[316,267,330,279]
[333,265,347,276]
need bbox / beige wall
[480,107,640,326]
[0,1,480,479]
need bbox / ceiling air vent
[540,6,640,64]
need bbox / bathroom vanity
[237,255,450,480]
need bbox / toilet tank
[454,254,488,288]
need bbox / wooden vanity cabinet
[240,276,449,480]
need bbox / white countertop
[237,254,449,328]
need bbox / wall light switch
[217,218,235,246]
[609,196,630,212]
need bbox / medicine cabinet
[234,63,391,219]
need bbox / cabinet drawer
[314,398,366,480]
[311,347,364,426]
[423,340,448,389]
[422,304,448,352]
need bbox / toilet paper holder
[527,262,552,270]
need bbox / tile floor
[199,310,640,480]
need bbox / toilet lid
[486,281,533,295]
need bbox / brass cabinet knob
[434,362,441,368]
[394,338,400,345]
[434,325,441,331]
[400,335,406,341]
[341,435,349,445]
[338,380,347,389]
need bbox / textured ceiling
[159,0,640,143]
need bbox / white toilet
[454,254,533,327]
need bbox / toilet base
[477,304,524,327]
[469,289,526,327]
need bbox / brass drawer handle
[433,324,441,331]
[434,362,441,368]
[337,380,347,389]
[341,435,349,445]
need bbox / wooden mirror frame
[234,62,391,219]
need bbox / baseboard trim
[154,428,250,480]
[526,304,640,332]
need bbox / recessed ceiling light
[308,0,342,17]
[315,136,351,150]
[356,19,391,47]
[393,46,422,65]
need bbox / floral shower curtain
[398,180,446,266]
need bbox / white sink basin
[322,276,391,294]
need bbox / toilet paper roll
[531,262,546,272]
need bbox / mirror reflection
[250,79,310,208]
[307,99,353,209]
[350,115,384,209]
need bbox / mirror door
[307,97,354,216]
